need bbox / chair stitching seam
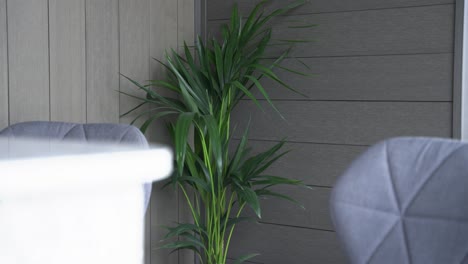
[364,220,400,264]
[385,141,402,212]
[333,200,400,217]
[385,142,411,264]
[62,124,79,140]
[402,145,466,214]
[120,126,133,143]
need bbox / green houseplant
[121,1,310,263]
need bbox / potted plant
[121,1,310,263]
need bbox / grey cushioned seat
[330,137,468,264]
[0,121,152,210]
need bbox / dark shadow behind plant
[121,1,311,263]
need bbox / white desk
[0,138,173,264]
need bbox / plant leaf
[174,113,195,176]
[237,188,261,218]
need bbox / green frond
[120,1,312,263]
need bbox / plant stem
[223,202,246,263]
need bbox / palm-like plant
[121,1,309,263]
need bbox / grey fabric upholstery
[0,121,152,210]
[330,137,468,264]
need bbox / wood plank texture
[178,0,195,47]
[207,5,454,57]
[232,140,366,186]
[150,181,179,264]
[145,209,151,264]
[227,259,259,264]
[118,2,151,263]
[210,0,457,263]
[150,0,178,65]
[148,0,178,144]
[148,1,179,264]
[86,0,119,123]
[8,0,49,123]
[207,0,454,20]
[49,0,86,123]
[452,0,464,139]
[229,222,346,264]
[232,101,452,145]
[119,0,150,125]
[0,0,7,129]
[258,53,453,101]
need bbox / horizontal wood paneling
[227,259,259,264]
[8,0,49,123]
[0,0,7,129]
[232,101,452,145]
[49,0,86,123]
[207,0,454,20]
[229,222,346,264]
[207,4,454,58]
[210,0,457,262]
[258,53,453,101]
[242,186,334,230]
[232,140,366,186]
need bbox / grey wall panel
[0,0,7,129]
[227,259,259,264]
[8,0,49,123]
[232,140,366,186]
[209,0,455,262]
[150,183,179,264]
[144,210,151,264]
[86,0,119,123]
[229,222,346,264]
[207,0,454,20]
[119,0,150,126]
[178,0,195,47]
[148,1,179,264]
[118,1,151,263]
[232,101,452,145]
[147,0,178,145]
[207,5,454,58]
[150,0,178,65]
[258,54,453,101]
[226,260,258,264]
[49,0,86,123]
[1,1,195,263]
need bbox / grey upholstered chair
[0,121,152,210]
[330,137,468,264]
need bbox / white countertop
[0,138,173,196]
[0,138,173,264]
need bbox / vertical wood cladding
[206,0,455,263]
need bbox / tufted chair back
[0,121,152,210]
[330,137,468,264]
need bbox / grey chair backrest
[330,137,468,264]
[0,121,152,210]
